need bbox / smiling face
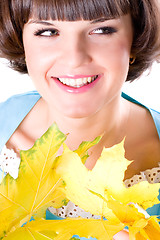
[23,15,133,118]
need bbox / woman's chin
[60,104,101,119]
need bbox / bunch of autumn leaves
[0,124,160,240]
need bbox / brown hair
[0,0,160,81]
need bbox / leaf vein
[30,132,55,213]
[0,192,28,212]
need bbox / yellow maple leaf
[55,140,160,239]
[4,202,160,240]
[107,200,160,240]
[56,141,160,218]
[0,124,67,238]
[4,218,124,240]
[1,124,160,240]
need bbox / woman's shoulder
[122,92,160,139]
[129,100,159,138]
[124,101,160,179]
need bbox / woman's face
[23,14,133,118]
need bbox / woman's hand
[113,230,129,240]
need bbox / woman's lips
[51,74,101,93]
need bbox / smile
[56,75,98,88]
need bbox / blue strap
[0,91,41,151]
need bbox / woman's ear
[129,55,136,65]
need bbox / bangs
[21,0,131,23]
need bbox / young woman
[0,0,160,239]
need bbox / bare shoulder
[124,101,160,179]
[128,101,159,141]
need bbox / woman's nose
[58,37,92,69]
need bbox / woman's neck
[44,94,130,151]
[6,93,131,169]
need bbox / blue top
[0,91,160,238]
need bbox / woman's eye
[34,29,59,37]
[90,27,117,35]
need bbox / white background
[0,59,160,111]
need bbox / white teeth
[87,77,92,83]
[83,78,88,84]
[58,76,98,87]
[59,78,65,84]
[69,79,76,87]
[65,78,70,85]
[77,78,83,86]
[62,78,66,84]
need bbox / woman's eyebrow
[28,17,115,25]
[28,20,55,26]
[90,17,114,24]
